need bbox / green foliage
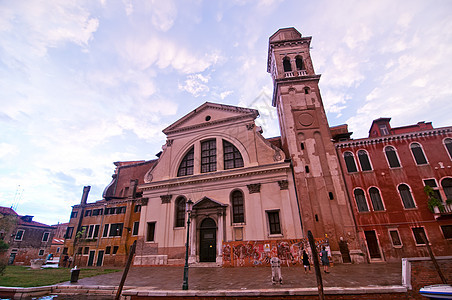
[424,185,445,213]
[0,257,7,276]
[0,266,120,287]
[0,240,9,252]
[75,227,86,240]
[446,198,452,205]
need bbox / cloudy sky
[1,0,451,225]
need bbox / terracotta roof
[0,206,18,216]
[17,216,54,228]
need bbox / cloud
[121,36,221,74]
[219,90,233,99]
[149,0,177,32]
[0,1,98,63]
[0,143,17,159]
[178,74,210,97]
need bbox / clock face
[298,113,314,127]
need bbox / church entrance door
[199,218,216,262]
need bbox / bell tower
[267,28,362,263]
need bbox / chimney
[81,186,91,205]
[129,179,138,199]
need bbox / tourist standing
[320,246,330,273]
[302,250,311,274]
[270,255,283,284]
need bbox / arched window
[177,147,194,177]
[441,178,452,200]
[344,151,357,173]
[444,138,452,159]
[283,57,292,72]
[201,139,217,173]
[223,140,244,169]
[398,184,416,209]
[410,143,427,165]
[295,56,304,70]
[385,146,401,168]
[358,150,372,171]
[175,197,186,227]
[231,190,245,223]
[369,187,384,211]
[354,189,369,212]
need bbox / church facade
[133,28,363,266]
[61,27,451,267]
[135,102,304,265]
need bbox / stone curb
[0,284,407,298]
[122,285,407,297]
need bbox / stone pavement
[68,263,402,290]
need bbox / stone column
[188,214,197,263]
[216,209,224,264]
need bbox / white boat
[420,284,452,299]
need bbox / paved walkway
[67,263,402,290]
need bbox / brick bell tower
[267,27,363,263]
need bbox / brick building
[334,118,452,262]
[5,213,55,265]
[62,160,155,267]
[48,222,68,259]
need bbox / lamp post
[182,199,194,290]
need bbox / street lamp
[182,199,194,290]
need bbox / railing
[284,70,307,78]
[433,203,452,214]
[297,69,307,76]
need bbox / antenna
[11,185,23,211]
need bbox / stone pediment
[193,196,228,210]
[162,102,258,135]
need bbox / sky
[1,0,452,225]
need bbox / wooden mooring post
[308,230,324,300]
[115,240,137,300]
[420,232,447,284]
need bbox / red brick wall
[407,259,452,299]
[338,130,452,262]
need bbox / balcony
[284,70,307,78]
[297,69,307,76]
[432,202,452,217]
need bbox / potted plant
[424,186,445,213]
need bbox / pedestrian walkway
[69,263,402,290]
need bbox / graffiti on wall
[222,238,329,267]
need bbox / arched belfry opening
[283,57,292,72]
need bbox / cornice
[72,198,138,209]
[164,114,256,136]
[163,103,258,135]
[139,163,290,191]
[335,127,452,149]
[272,75,321,106]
